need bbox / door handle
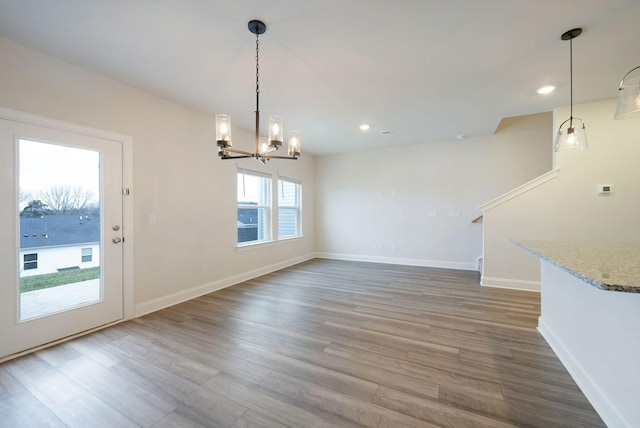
[112,237,122,244]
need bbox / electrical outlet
[202,265,209,274]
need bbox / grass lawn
[20,267,101,293]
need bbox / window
[236,169,302,245]
[237,170,271,244]
[278,177,301,239]
[81,247,92,263]
[23,253,38,270]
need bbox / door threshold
[0,318,125,364]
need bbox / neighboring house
[238,204,259,243]
[238,203,297,243]
[19,215,100,277]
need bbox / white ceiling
[0,0,638,156]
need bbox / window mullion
[271,174,277,241]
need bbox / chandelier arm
[619,65,640,90]
[222,147,254,156]
[265,155,298,160]
[220,155,253,160]
[262,146,280,154]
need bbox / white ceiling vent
[380,130,394,136]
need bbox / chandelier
[216,20,300,162]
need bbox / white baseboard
[481,275,540,292]
[315,252,477,271]
[134,253,315,317]
[538,317,633,428]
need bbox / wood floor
[0,259,605,427]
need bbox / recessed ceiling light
[537,85,556,95]
[359,124,370,131]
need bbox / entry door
[0,118,124,359]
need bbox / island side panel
[538,260,640,428]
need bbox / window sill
[236,235,303,252]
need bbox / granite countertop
[514,240,640,293]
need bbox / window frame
[237,169,272,246]
[81,247,93,263]
[23,253,38,270]
[277,175,302,239]
[236,168,303,248]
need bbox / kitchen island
[516,240,640,428]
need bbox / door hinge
[122,188,130,196]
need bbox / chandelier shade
[216,20,300,162]
[268,115,284,147]
[288,131,301,157]
[554,28,588,152]
[215,114,232,147]
[615,66,640,120]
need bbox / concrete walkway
[20,279,101,320]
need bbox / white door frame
[0,106,135,322]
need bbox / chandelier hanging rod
[216,20,301,163]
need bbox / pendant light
[554,28,588,152]
[216,20,300,162]
[615,65,640,120]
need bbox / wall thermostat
[597,184,613,194]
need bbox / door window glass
[19,139,101,320]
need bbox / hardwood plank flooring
[0,259,605,427]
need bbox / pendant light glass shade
[554,118,588,151]
[615,66,640,120]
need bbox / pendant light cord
[569,35,573,126]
